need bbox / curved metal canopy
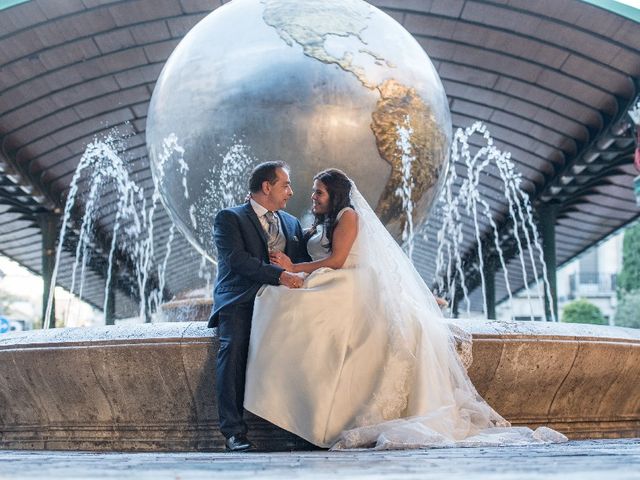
[0,0,639,319]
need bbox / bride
[244,168,567,449]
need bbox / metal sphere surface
[147,0,451,262]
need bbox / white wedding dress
[244,187,567,449]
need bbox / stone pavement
[0,439,639,480]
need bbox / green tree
[618,222,640,297]
[562,298,606,325]
[615,290,640,329]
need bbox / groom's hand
[279,271,303,289]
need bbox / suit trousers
[215,302,254,438]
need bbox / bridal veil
[331,182,567,449]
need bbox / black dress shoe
[225,434,256,452]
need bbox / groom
[208,161,309,452]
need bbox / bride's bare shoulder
[337,208,357,225]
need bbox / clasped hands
[272,251,304,289]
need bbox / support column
[483,257,496,320]
[143,283,152,323]
[144,302,152,323]
[451,285,460,319]
[37,213,59,329]
[537,203,559,322]
[104,284,116,326]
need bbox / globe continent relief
[146,0,452,262]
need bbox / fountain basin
[0,320,638,451]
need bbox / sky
[617,0,640,7]
[0,255,102,328]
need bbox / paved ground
[1,439,639,479]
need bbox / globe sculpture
[146,0,452,262]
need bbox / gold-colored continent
[371,79,447,232]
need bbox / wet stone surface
[0,439,639,479]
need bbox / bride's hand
[435,297,448,309]
[270,251,294,271]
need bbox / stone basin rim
[1,319,638,348]
[0,318,638,450]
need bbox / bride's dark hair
[308,168,353,251]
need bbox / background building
[497,229,624,323]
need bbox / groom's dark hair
[249,161,289,193]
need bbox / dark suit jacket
[208,202,310,327]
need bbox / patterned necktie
[264,211,279,250]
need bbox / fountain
[145,0,451,262]
[42,133,196,326]
[433,121,556,321]
[0,0,638,452]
